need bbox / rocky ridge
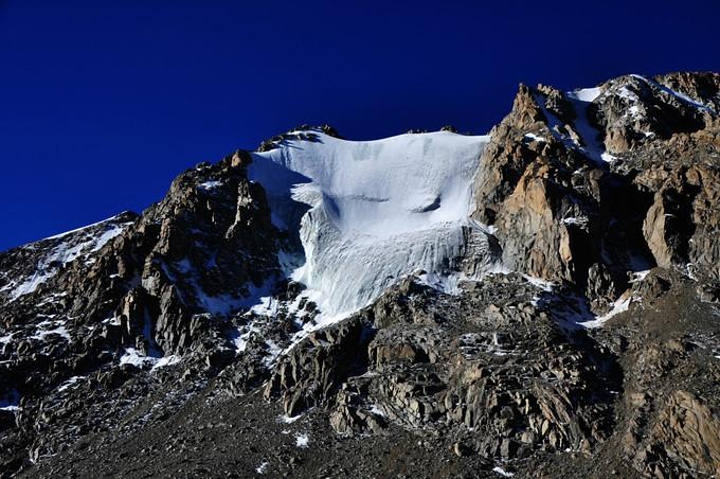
[1,73,719,478]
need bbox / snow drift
[248,130,495,319]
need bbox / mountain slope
[249,130,495,318]
[1,72,719,479]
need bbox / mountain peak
[2,72,720,478]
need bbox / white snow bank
[57,376,85,392]
[493,466,515,477]
[31,321,71,341]
[278,414,302,424]
[629,270,651,283]
[524,133,547,142]
[600,151,618,163]
[249,131,494,320]
[523,275,554,292]
[198,180,223,191]
[578,293,632,329]
[295,433,309,448]
[119,347,180,371]
[256,461,268,474]
[568,86,603,103]
[7,271,56,300]
[369,405,385,417]
[151,355,181,371]
[119,348,155,368]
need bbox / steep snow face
[249,131,494,319]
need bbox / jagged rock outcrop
[0,151,287,474]
[642,391,720,477]
[472,71,720,314]
[265,275,620,464]
[632,146,720,279]
[264,316,370,417]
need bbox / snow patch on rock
[568,86,603,103]
[579,293,632,329]
[493,466,515,477]
[295,433,309,448]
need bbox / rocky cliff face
[473,72,720,310]
[1,74,719,479]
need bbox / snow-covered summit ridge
[249,130,495,318]
[566,73,719,113]
[0,213,136,301]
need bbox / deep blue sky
[1,0,719,251]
